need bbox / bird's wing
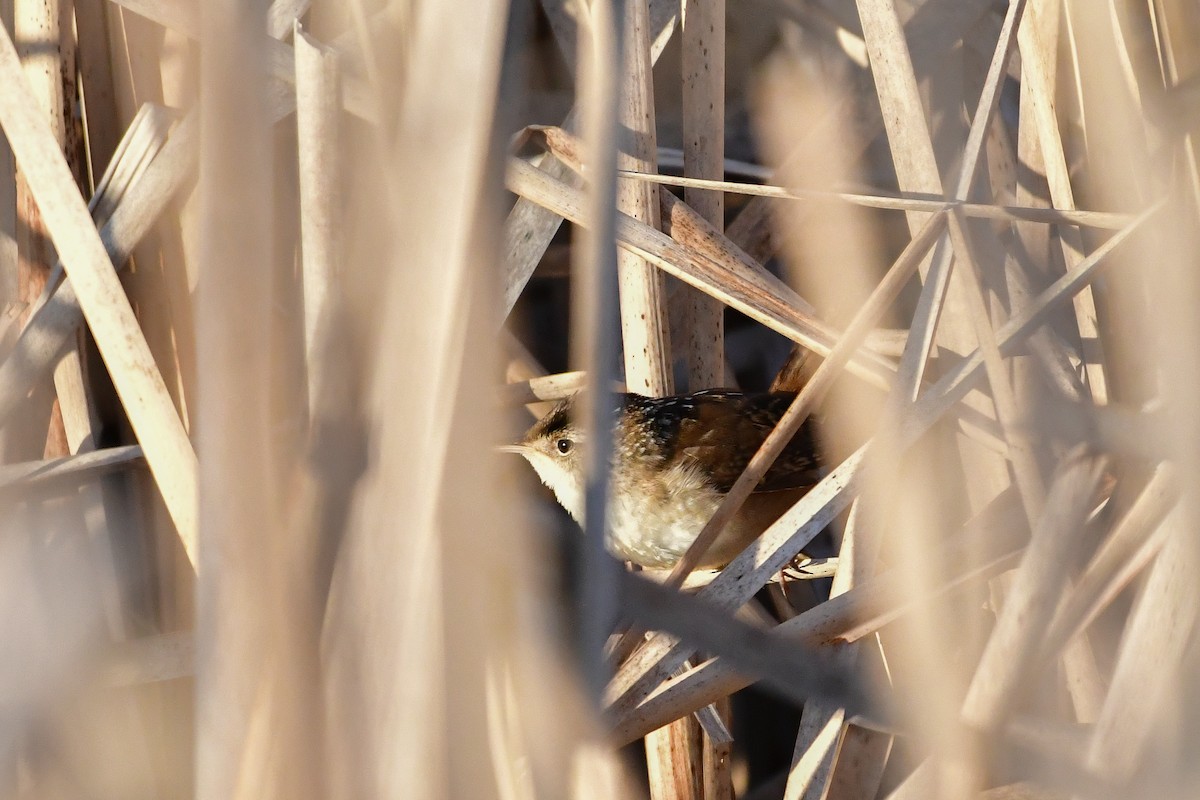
[674,392,823,494]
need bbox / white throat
[519,451,584,523]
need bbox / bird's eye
[556,438,573,454]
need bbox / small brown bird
[505,390,821,569]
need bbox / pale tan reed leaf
[617,0,671,397]
[852,0,951,414]
[1018,0,1109,403]
[503,330,559,418]
[1083,510,1200,783]
[0,444,143,491]
[853,0,943,198]
[503,155,581,317]
[619,171,1133,230]
[74,0,124,194]
[1038,463,1178,664]
[675,0,726,391]
[106,0,196,33]
[503,371,589,405]
[267,0,312,40]
[0,23,198,564]
[50,339,137,651]
[294,23,342,416]
[785,711,844,800]
[943,207,1047,521]
[86,103,176,227]
[0,109,195,430]
[640,558,840,591]
[960,454,1107,730]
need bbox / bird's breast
[606,462,725,568]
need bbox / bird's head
[500,395,587,522]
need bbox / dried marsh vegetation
[0,0,1198,798]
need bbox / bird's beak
[496,443,527,455]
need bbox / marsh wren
[505,390,821,569]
